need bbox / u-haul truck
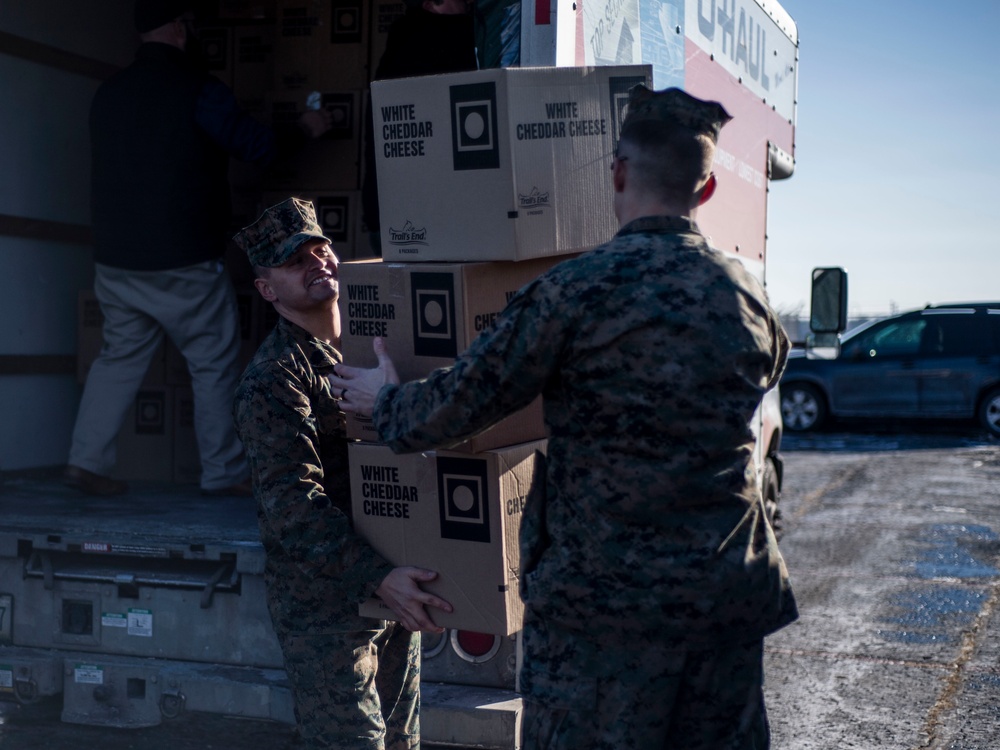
[0,1,796,748]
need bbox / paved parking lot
[3,426,998,749]
[765,428,1000,749]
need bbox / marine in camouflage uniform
[333,88,796,749]
[231,198,432,750]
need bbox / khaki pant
[69,261,247,489]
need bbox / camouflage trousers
[277,621,421,750]
[520,615,769,750]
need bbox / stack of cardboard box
[222,0,412,261]
[78,1,413,484]
[341,64,650,634]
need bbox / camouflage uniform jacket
[235,316,394,631]
[374,216,796,643]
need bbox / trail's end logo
[518,188,550,209]
[388,220,428,245]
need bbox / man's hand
[375,567,454,633]
[329,337,400,418]
[298,109,332,139]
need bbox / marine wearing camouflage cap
[622,85,732,142]
[232,197,332,269]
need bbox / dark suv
[780,303,1000,437]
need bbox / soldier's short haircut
[617,119,716,206]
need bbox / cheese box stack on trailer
[342,64,651,636]
[370,65,650,262]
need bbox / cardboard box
[347,396,543,455]
[199,26,234,88]
[164,340,188,387]
[173,386,201,484]
[265,90,362,190]
[77,290,105,383]
[115,388,175,482]
[371,65,651,261]
[339,256,572,450]
[218,0,276,19]
[351,440,545,635]
[274,0,370,91]
[358,86,376,236]
[226,232,263,294]
[233,25,276,113]
[367,0,406,76]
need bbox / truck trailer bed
[0,469,521,748]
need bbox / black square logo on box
[410,272,457,358]
[134,391,166,436]
[321,93,355,140]
[450,82,500,171]
[330,0,362,44]
[316,196,351,243]
[199,28,229,71]
[609,75,648,142]
[437,456,491,543]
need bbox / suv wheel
[762,457,782,539]
[978,387,1000,438]
[780,383,827,432]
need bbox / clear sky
[763,0,1000,318]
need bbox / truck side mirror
[810,267,848,334]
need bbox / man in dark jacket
[66,0,327,496]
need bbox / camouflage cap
[233,198,332,268]
[621,86,732,142]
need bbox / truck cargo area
[0,469,522,748]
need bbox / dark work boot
[64,465,128,496]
